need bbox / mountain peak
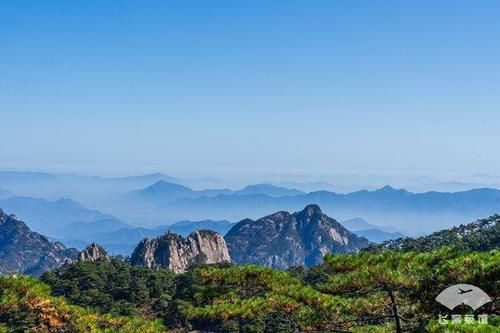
[0,213,79,275]
[236,183,304,197]
[378,185,397,192]
[0,209,18,224]
[301,204,323,216]
[225,205,369,269]
[149,180,188,189]
[55,198,81,207]
[78,243,109,262]
[375,185,410,195]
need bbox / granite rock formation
[225,204,370,269]
[130,230,230,273]
[78,242,109,262]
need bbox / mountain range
[0,196,114,234]
[0,184,406,250]
[59,219,234,256]
[51,218,132,239]
[0,210,231,275]
[153,185,500,233]
[128,180,303,201]
[0,204,369,274]
[3,170,500,234]
[95,181,305,226]
[0,171,183,206]
[1,204,499,278]
[341,218,406,242]
[58,217,402,256]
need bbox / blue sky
[1,1,499,182]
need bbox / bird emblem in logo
[435,284,492,311]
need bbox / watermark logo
[436,284,491,311]
[435,284,492,325]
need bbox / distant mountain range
[0,196,113,234]
[354,229,406,243]
[127,181,204,202]
[341,218,406,242]
[235,184,304,197]
[154,186,500,233]
[59,219,234,256]
[52,218,132,239]
[105,181,305,225]
[341,217,386,231]
[126,180,303,203]
[0,171,183,204]
[3,170,500,234]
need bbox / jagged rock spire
[78,242,109,262]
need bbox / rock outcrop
[0,209,79,275]
[225,204,370,269]
[130,230,230,273]
[78,243,109,262]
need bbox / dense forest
[0,247,497,332]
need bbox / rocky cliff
[78,243,109,262]
[0,209,79,275]
[130,230,230,273]
[225,204,370,269]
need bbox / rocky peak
[130,230,230,273]
[225,205,369,269]
[78,243,109,262]
[265,211,291,220]
[299,204,323,218]
[0,209,15,224]
[0,211,79,275]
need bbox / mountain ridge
[58,219,234,256]
[0,196,114,234]
[157,186,500,233]
[0,209,78,275]
[127,180,304,202]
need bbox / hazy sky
[1,1,499,181]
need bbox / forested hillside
[0,249,494,332]
[367,214,500,253]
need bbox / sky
[1,0,499,184]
